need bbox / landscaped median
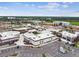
[75,42,79,48]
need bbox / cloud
[62,2,73,4]
[37,2,70,11]
[0,2,76,16]
[24,2,70,10]
[48,2,60,8]
[37,2,61,11]
[25,4,29,7]
[38,2,60,9]
[15,2,22,5]
[31,4,35,7]
[25,4,36,8]
[0,6,8,9]
[62,4,69,8]
[23,2,70,12]
[69,11,79,17]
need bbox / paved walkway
[15,34,25,46]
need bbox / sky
[0,2,79,16]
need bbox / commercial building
[0,31,20,45]
[23,30,59,47]
[12,27,29,33]
[60,31,78,44]
[12,24,33,33]
[53,21,70,26]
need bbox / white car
[59,47,67,54]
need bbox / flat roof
[0,31,20,40]
[46,28,61,32]
[13,27,28,30]
[61,31,77,38]
[24,30,55,41]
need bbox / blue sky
[0,2,79,16]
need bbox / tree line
[0,16,79,22]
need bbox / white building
[27,24,45,31]
[13,27,28,31]
[46,28,61,32]
[53,21,70,26]
[27,23,32,27]
[59,31,78,52]
[23,30,58,47]
[7,17,16,19]
[0,31,20,45]
[75,32,79,36]
[60,31,77,44]
[13,27,28,33]
[12,26,33,33]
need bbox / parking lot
[16,41,60,57]
[0,40,79,57]
[19,41,79,57]
[0,41,60,57]
[0,45,22,57]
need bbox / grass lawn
[75,42,79,48]
[49,20,79,26]
[70,22,79,26]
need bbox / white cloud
[62,2,73,4]
[25,4,29,7]
[0,2,75,16]
[48,2,60,8]
[37,2,61,11]
[0,9,78,17]
[25,4,36,8]
[31,4,35,7]
[69,12,79,17]
[0,6,8,9]
[24,2,69,12]
[0,7,2,8]
[15,3,22,5]
[37,2,69,12]
[38,2,60,9]
[62,4,69,8]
